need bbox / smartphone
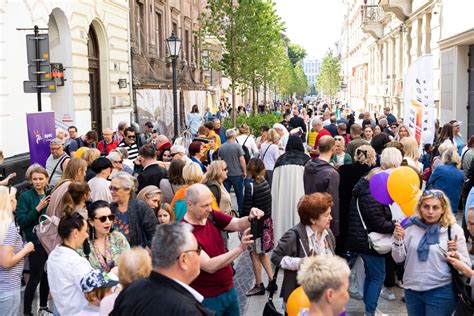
[250,219,263,240]
[436,244,448,257]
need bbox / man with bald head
[97,127,119,156]
[310,117,331,158]
[182,183,264,315]
[304,135,340,237]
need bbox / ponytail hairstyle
[60,181,91,216]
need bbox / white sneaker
[379,287,396,301]
[375,309,388,316]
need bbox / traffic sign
[23,80,56,93]
[28,64,51,81]
[26,34,49,65]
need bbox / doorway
[88,26,102,132]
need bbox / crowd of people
[0,100,474,316]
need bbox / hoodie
[303,158,340,236]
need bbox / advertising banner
[26,112,55,166]
[403,55,435,145]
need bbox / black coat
[111,271,215,316]
[242,178,272,218]
[345,177,395,256]
[289,116,307,133]
[137,163,167,192]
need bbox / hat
[81,270,119,293]
[170,145,186,155]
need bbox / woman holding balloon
[392,189,470,316]
[345,148,402,316]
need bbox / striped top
[0,221,24,292]
[118,141,139,160]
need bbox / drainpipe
[126,0,136,124]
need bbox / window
[137,1,145,54]
[185,29,190,62]
[155,12,162,57]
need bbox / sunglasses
[334,137,344,141]
[95,214,115,223]
[422,190,444,198]
[127,136,136,139]
[109,186,123,192]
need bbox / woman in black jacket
[242,158,274,296]
[346,168,395,316]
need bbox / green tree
[316,49,342,102]
[288,43,307,66]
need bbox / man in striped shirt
[118,127,139,160]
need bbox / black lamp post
[166,32,182,138]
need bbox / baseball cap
[81,270,119,293]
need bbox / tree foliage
[287,43,307,66]
[316,49,342,101]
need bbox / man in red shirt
[182,183,264,316]
[97,128,118,156]
[310,117,331,158]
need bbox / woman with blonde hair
[392,190,470,315]
[400,137,422,172]
[236,123,259,158]
[137,185,162,217]
[81,148,101,181]
[0,186,35,315]
[204,160,233,214]
[170,163,203,221]
[428,146,464,213]
[394,124,411,141]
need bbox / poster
[26,112,56,167]
[403,55,435,145]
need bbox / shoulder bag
[262,266,282,316]
[356,198,393,254]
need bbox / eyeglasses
[334,137,344,141]
[114,160,123,164]
[95,215,115,223]
[127,136,136,139]
[422,190,444,198]
[109,186,123,192]
[177,245,202,259]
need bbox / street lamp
[166,32,182,138]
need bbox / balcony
[360,4,384,39]
[379,0,412,21]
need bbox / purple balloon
[369,171,393,205]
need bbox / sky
[274,0,345,60]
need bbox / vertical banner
[403,55,435,145]
[26,112,56,167]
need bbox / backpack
[236,135,251,164]
[65,138,82,156]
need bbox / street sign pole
[34,25,42,111]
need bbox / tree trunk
[252,78,257,116]
[232,82,236,127]
[263,81,267,106]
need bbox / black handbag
[447,226,474,316]
[263,266,283,316]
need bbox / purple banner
[26,112,55,167]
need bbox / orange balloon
[287,286,310,316]
[387,166,420,205]
[400,190,422,217]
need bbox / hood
[352,177,370,198]
[305,158,333,175]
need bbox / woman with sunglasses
[110,172,157,248]
[330,136,352,168]
[392,189,470,315]
[78,200,130,272]
[203,160,233,215]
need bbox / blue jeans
[361,254,385,315]
[404,283,457,316]
[202,287,240,316]
[0,289,20,316]
[224,175,244,215]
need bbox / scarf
[404,217,440,262]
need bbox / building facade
[302,58,321,89]
[130,0,210,137]
[1,0,132,158]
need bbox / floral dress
[77,231,130,272]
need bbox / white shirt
[88,177,112,203]
[280,226,332,271]
[47,246,94,315]
[175,279,204,302]
[236,134,259,157]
